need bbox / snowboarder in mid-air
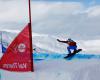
[57,38,82,58]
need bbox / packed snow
[0,59,100,80]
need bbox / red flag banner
[0,23,34,72]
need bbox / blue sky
[32,0,100,6]
[32,0,100,4]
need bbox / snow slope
[1,30,100,54]
[0,59,100,80]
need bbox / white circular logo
[18,43,26,53]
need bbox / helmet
[67,38,73,42]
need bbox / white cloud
[31,2,84,20]
[0,0,29,22]
[86,6,100,17]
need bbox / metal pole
[28,0,32,24]
[28,0,34,72]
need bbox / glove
[57,39,60,42]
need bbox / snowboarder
[57,38,78,54]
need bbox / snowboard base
[64,49,82,59]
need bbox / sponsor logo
[18,43,26,53]
[3,63,27,69]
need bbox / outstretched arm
[57,39,68,43]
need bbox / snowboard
[64,49,82,59]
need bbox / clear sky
[32,0,100,5]
[0,0,100,40]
